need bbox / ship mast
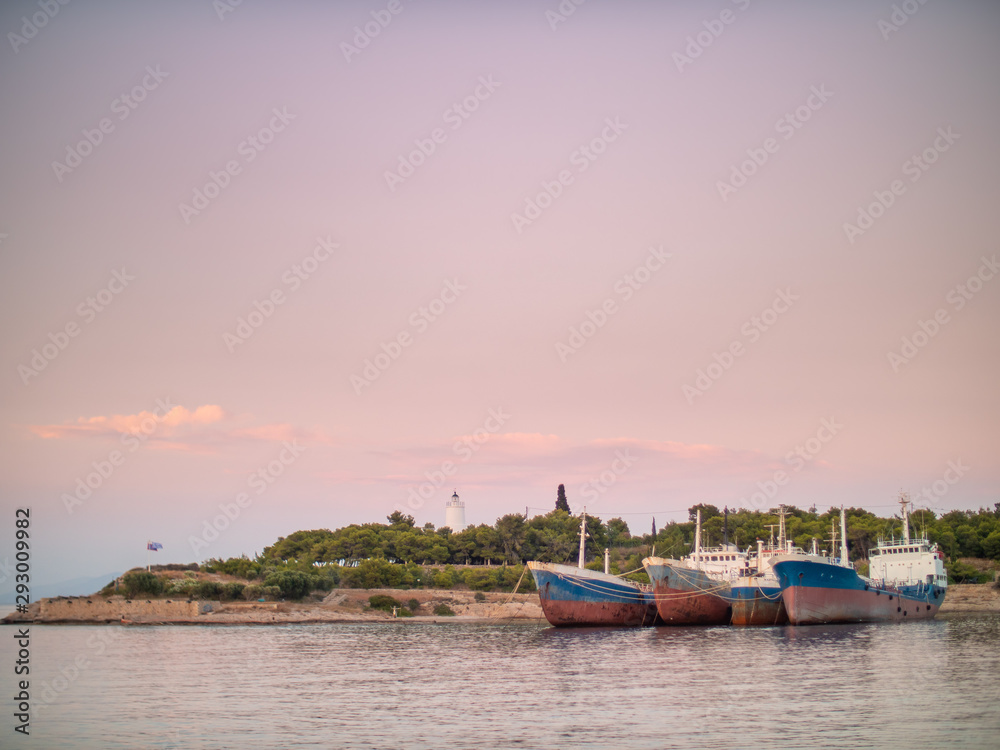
[840,506,849,568]
[778,504,788,552]
[694,508,702,562]
[899,492,911,544]
[577,509,588,569]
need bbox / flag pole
[146,540,150,572]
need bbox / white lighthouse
[445,490,466,532]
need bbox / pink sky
[1,1,998,586]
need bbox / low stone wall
[39,597,213,620]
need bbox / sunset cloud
[27,403,330,452]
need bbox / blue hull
[528,563,660,627]
[772,558,946,624]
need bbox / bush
[947,560,992,584]
[263,570,314,599]
[474,592,486,602]
[432,569,456,588]
[495,565,527,592]
[313,565,341,589]
[433,603,456,616]
[166,578,199,595]
[340,559,406,589]
[407,598,420,612]
[221,582,245,601]
[201,557,262,579]
[463,568,496,591]
[195,581,222,599]
[122,571,164,598]
[243,585,265,601]
[262,586,281,600]
[368,595,400,612]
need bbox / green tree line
[191,501,999,595]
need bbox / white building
[445,490,466,532]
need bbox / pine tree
[555,484,570,512]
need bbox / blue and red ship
[772,498,948,625]
[527,511,660,627]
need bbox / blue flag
[147,542,163,551]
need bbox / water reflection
[8,616,999,749]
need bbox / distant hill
[0,572,121,603]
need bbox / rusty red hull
[782,585,942,624]
[536,593,660,627]
[644,560,732,625]
[730,594,787,626]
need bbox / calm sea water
[3,615,999,749]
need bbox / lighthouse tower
[445,490,466,532]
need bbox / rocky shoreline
[4,583,997,626]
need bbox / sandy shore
[2,587,546,625]
[936,583,1000,615]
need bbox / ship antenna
[723,506,729,546]
[577,508,588,569]
[899,492,911,544]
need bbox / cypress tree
[555,484,570,512]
